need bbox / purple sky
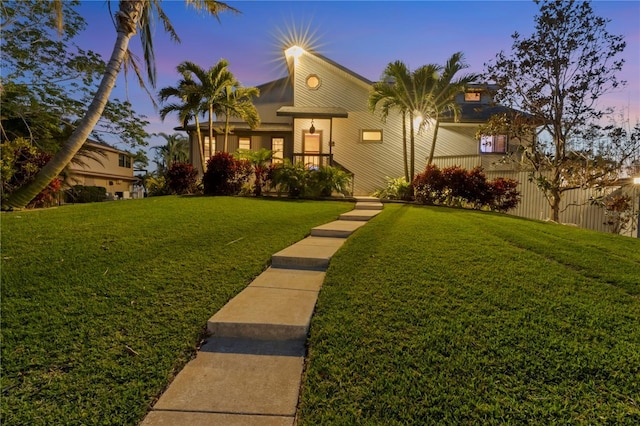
[77,1,640,153]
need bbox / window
[272,137,284,164]
[480,135,507,153]
[306,74,320,89]
[361,129,383,143]
[118,153,131,168]
[464,92,481,102]
[238,137,251,151]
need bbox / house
[182,46,517,195]
[178,46,634,235]
[67,140,139,199]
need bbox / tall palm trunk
[3,1,143,210]
[427,119,441,165]
[208,105,214,157]
[402,111,408,182]
[409,111,415,181]
[224,111,230,153]
[194,115,206,172]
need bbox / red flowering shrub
[412,164,446,204]
[1,138,62,208]
[202,152,252,195]
[489,177,520,212]
[166,162,198,195]
[413,164,520,212]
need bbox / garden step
[339,209,381,221]
[207,286,320,340]
[354,202,383,210]
[310,220,368,238]
[248,267,326,292]
[271,236,346,270]
[143,337,304,424]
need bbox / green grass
[298,204,640,425]
[0,196,353,425]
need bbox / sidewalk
[141,197,383,426]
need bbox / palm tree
[153,132,189,174]
[221,85,261,152]
[423,52,478,165]
[3,0,238,210]
[369,61,413,182]
[177,60,236,158]
[158,74,205,171]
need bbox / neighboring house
[67,140,138,199]
[178,46,634,235]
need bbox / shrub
[270,160,309,198]
[202,152,252,196]
[166,162,198,195]
[1,137,62,208]
[146,175,168,197]
[372,176,413,200]
[308,166,352,197]
[489,177,520,212]
[413,164,520,212]
[413,164,446,204]
[65,185,107,203]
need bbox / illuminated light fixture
[309,119,316,134]
[285,45,305,60]
[634,177,640,185]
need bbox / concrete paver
[339,209,381,221]
[271,236,346,270]
[142,411,293,426]
[354,201,383,210]
[207,286,320,340]
[310,220,368,238]
[248,267,326,292]
[148,337,305,417]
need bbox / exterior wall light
[309,119,316,134]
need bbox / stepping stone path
[141,197,383,426]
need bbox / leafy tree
[484,0,627,222]
[2,0,238,210]
[0,0,149,151]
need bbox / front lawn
[298,204,640,424]
[0,196,352,425]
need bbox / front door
[303,131,322,168]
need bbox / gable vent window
[306,74,321,90]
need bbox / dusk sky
[76,1,640,153]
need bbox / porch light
[309,119,316,134]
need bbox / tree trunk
[208,105,214,157]
[409,111,415,181]
[224,112,230,153]
[427,120,441,165]
[2,1,142,210]
[402,112,408,182]
[194,115,206,172]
